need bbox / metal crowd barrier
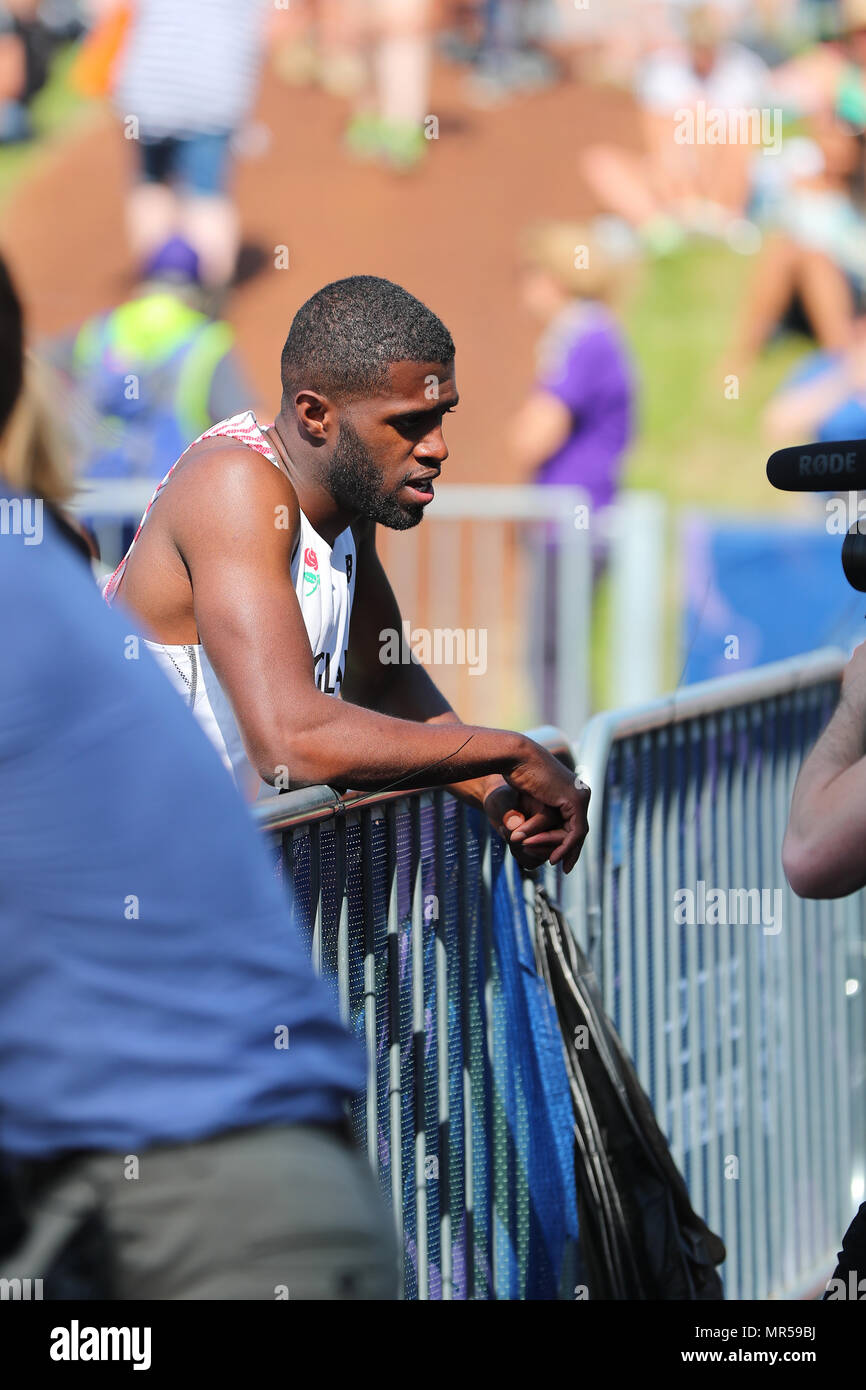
[573,647,866,1300]
[254,727,574,1302]
[259,647,862,1300]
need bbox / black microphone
[767,440,866,491]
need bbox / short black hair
[0,253,23,435]
[281,275,454,404]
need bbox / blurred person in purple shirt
[511,218,637,720]
[512,217,636,521]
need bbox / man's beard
[325,419,424,531]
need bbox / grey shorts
[15,1123,399,1301]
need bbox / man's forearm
[784,684,866,896]
[249,664,589,873]
[423,709,508,809]
[256,691,530,794]
[787,694,866,836]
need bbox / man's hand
[783,640,866,898]
[482,780,569,871]
[500,747,591,874]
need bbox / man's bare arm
[172,453,589,868]
[783,642,866,898]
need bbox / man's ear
[293,389,335,443]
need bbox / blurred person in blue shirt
[43,237,251,485]
[41,236,251,563]
[0,252,397,1300]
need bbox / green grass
[590,240,818,706]
[0,43,93,212]
[623,241,810,509]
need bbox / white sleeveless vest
[104,412,356,800]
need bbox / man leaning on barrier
[782,640,866,1300]
[103,275,591,876]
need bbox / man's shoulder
[164,433,302,544]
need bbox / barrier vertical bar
[772,693,796,1293]
[819,893,840,1265]
[335,817,350,1024]
[744,703,769,1298]
[409,798,429,1300]
[601,751,619,1019]
[632,733,652,1101]
[361,808,380,1175]
[730,707,753,1294]
[384,802,404,1295]
[667,724,686,1172]
[683,717,702,1213]
[309,821,322,974]
[650,729,670,1146]
[618,742,636,1059]
[804,892,823,1278]
[760,697,785,1295]
[457,801,477,1299]
[788,690,812,1287]
[433,792,453,1299]
[480,821,502,1296]
[699,713,722,1250]
[716,707,738,1299]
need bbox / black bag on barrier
[533,885,726,1300]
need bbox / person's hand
[482,782,568,871]
[503,745,591,874]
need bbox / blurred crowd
[4,0,866,540]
